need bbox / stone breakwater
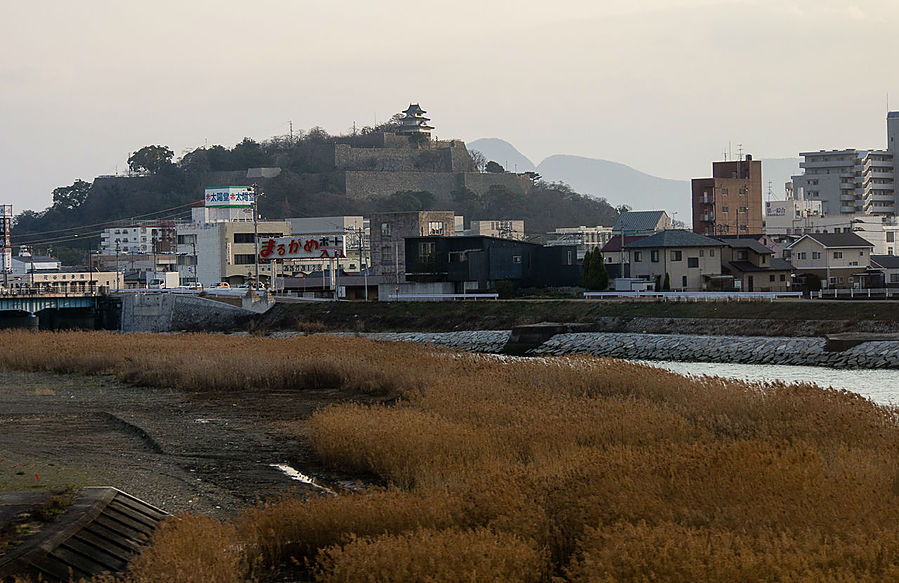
[532,333,899,369]
[346,330,899,370]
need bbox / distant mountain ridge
[467,138,800,225]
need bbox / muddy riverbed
[0,370,373,520]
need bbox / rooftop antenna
[737,143,743,161]
[289,120,294,143]
[767,181,773,201]
[722,147,728,162]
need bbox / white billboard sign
[204,186,254,207]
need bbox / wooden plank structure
[0,487,167,582]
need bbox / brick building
[692,157,763,236]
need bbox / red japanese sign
[258,235,346,260]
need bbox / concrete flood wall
[119,293,254,332]
[352,330,899,370]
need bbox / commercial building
[175,186,290,287]
[286,216,367,274]
[692,157,763,236]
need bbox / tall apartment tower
[692,156,763,236]
[790,112,898,217]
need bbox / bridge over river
[0,292,120,330]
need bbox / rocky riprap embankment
[532,332,899,369]
[339,330,899,370]
[352,330,512,354]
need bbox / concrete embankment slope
[118,293,262,332]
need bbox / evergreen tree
[582,249,610,290]
[663,272,671,291]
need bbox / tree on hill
[128,145,174,175]
[51,179,91,210]
[485,160,505,173]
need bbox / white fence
[584,291,803,301]
[814,288,898,299]
[387,293,499,301]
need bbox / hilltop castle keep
[397,103,434,137]
[327,104,531,202]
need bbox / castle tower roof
[398,103,434,137]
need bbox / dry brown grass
[4,332,897,581]
[314,527,545,583]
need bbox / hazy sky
[2,0,898,212]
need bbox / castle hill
[4,51,899,581]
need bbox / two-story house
[625,230,725,291]
[718,239,794,292]
[786,233,874,289]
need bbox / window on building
[380,223,391,237]
[710,249,715,257]
[722,206,729,213]
[891,273,899,283]
[633,251,642,262]
[797,252,807,260]
[780,274,786,281]
[234,254,255,265]
[419,241,436,257]
[682,275,687,287]
[687,257,699,268]
[888,232,895,243]
[722,188,728,196]
[833,251,843,259]
[514,255,523,264]
[427,221,444,236]
[769,275,775,282]
[234,233,255,244]
[380,245,392,263]
[671,250,682,261]
[650,250,659,262]
[737,250,748,260]
[812,252,821,260]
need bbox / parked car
[214,282,231,289]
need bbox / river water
[640,361,899,406]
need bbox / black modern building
[404,235,581,292]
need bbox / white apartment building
[790,111,898,217]
[100,225,170,254]
[546,226,614,260]
[467,220,526,241]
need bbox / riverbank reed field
[3,331,899,581]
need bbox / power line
[12,201,201,242]
[15,209,192,249]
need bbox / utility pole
[252,184,260,288]
[115,241,120,290]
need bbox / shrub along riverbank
[3,331,899,582]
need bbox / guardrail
[584,291,804,301]
[814,288,898,299]
[387,293,499,301]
